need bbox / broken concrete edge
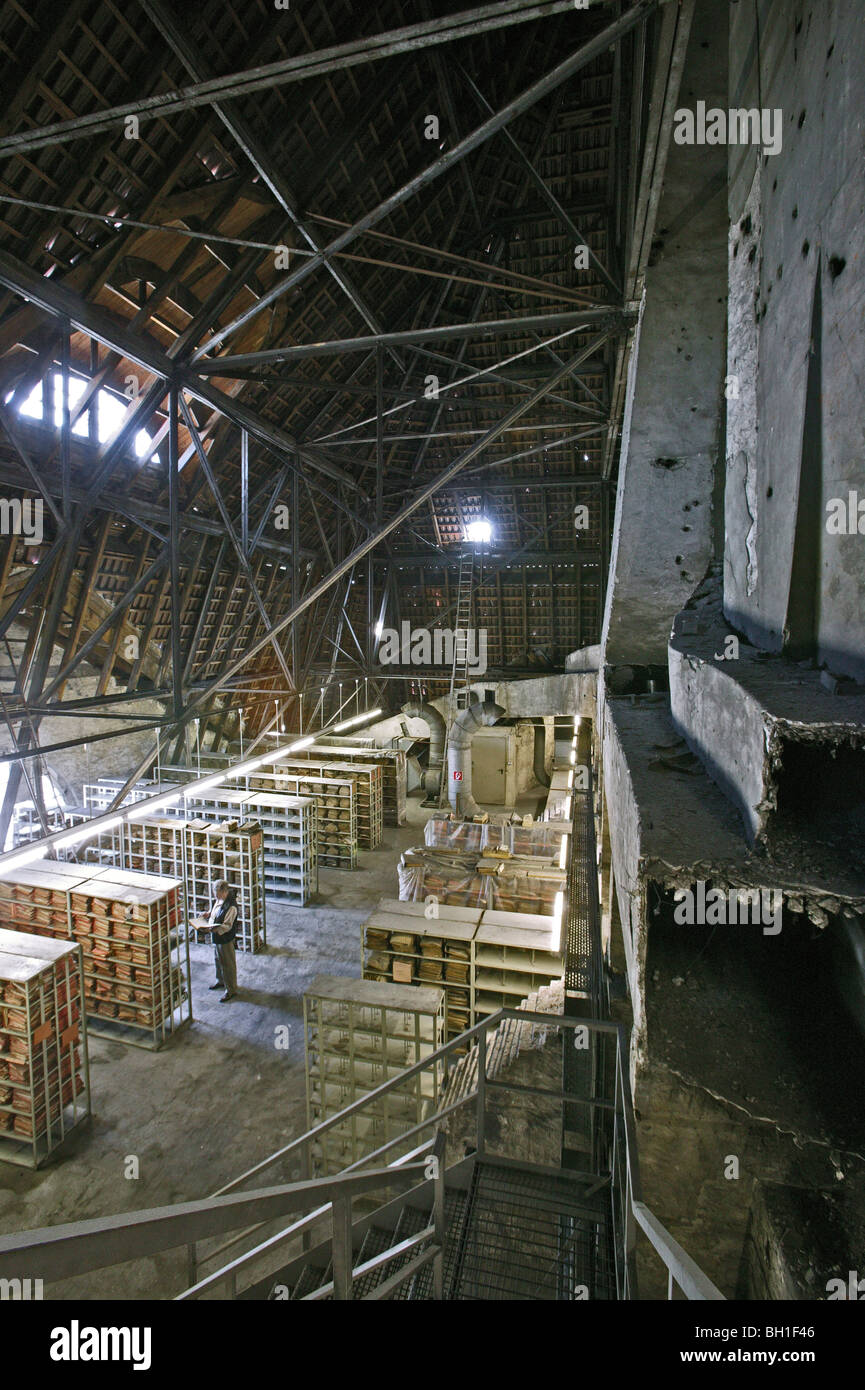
[669,568,865,845]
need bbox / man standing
[198,880,239,1002]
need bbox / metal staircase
[437,549,475,806]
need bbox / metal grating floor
[564,781,600,996]
[446,1162,616,1300]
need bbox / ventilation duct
[531,719,551,788]
[447,700,505,813]
[401,701,446,798]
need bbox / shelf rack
[82,815,267,953]
[183,820,266,952]
[218,774,354,872]
[0,928,91,1168]
[304,973,445,1176]
[360,898,563,1043]
[180,789,317,903]
[473,910,564,1020]
[424,816,573,859]
[0,862,190,1050]
[286,744,406,826]
[243,761,378,851]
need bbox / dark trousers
[214,940,237,994]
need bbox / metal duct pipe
[448,700,505,813]
[401,701,446,797]
[531,718,551,788]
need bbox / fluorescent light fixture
[54,816,123,849]
[567,770,574,789]
[0,845,49,874]
[234,756,268,775]
[553,890,565,954]
[194,774,227,792]
[569,750,576,764]
[128,792,182,819]
[558,834,569,870]
[465,519,492,545]
[374,620,383,638]
[562,795,572,819]
[287,736,315,752]
[333,708,381,734]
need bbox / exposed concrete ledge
[602,698,865,1080]
[669,573,865,843]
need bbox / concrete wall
[724,0,865,679]
[601,0,728,667]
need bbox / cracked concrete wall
[601,0,728,668]
[724,0,865,679]
[601,701,648,1076]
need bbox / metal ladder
[437,550,474,807]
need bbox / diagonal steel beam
[0,249,359,491]
[141,0,406,375]
[0,1,606,159]
[195,308,628,371]
[191,0,658,360]
[455,63,621,297]
[173,349,590,723]
[178,395,295,692]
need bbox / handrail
[0,1160,431,1283]
[632,1203,725,1301]
[0,1007,725,1301]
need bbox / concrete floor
[0,797,439,1299]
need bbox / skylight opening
[10,370,158,461]
[465,519,492,545]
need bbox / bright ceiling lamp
[268,736,315,761]
[465,519,492,545]
[234,755,269,775]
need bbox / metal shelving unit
[292,744,406,826]
[180,790,317,903]
[253,758,382,848]
[0,928,91,1168]
[0,861,190,1049]
[183,820,266,953]
[219,774,354,872]
[70,869,190,1048]
[304,974,444,1176]
[360,898,564,1043]
[85,814,267,953]
[399,846,566,915]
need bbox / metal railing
[0,1007,724,1301]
